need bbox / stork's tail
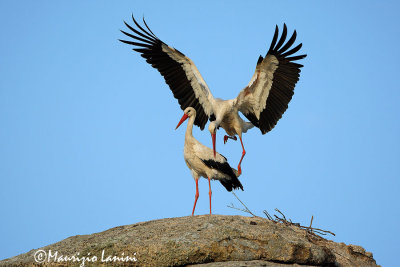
[200,158,244,192]
[219,167,243,192]
[232,168,241,178]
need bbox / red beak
[211,132,216,158]
[176,114,189,129]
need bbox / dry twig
[227,192,258,217]
[227,193,335,238]
[265,208,335,237]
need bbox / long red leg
[208,177,212,215]
[192,179,199,216]
[237,136,246,176]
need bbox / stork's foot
[237,164,242,176]
[224,135,237,144]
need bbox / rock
[0,215,379,266]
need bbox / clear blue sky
[0,1,399,266]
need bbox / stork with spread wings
[120,16,307,175]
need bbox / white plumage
[176,107,243,216]
[120,16,306,175]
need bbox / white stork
[120,16,307,175]
[176,107,243,216]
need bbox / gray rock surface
[0,215,378,266]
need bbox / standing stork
[176,107,243,216]
[120,16,307,175]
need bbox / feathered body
[178,107,243,192]
[176,107,243,215]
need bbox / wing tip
[257,55,263,65]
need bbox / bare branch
[264,208,335,238]
[263,210,273,220]
[227,194,335,238]
[227,203,251,214]
[230,192,258,217]
[275,208,287,221]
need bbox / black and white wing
[193,143,243,191]
[201,158,243,192]
[119,16,215,130]
[236,24,307,134]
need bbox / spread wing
[119,15,215,130]
[236,24,306,134]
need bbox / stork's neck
[185,115,195,140]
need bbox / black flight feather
[243,24,307,134]
[201,159,243,192]
[119,15,210,130]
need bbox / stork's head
[208,121,218,158]
[176,107,196,129]
[185,107,196,117]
